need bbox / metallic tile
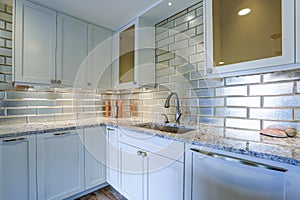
[199,107,214,116]
[157,37,174,48]
[225,75,261,86]
[77,100,96,106]
[175,46,197,59]
[28,100,56,107]
[56,100,74,106]
[156,31,169,42]
[188,1,203,11]
[189,34,204,46]
[7,108,36,116]
[169,23,188,37]
[296,81,300,94]
[226,118,261,130]
[250,108,293,120]
[199,116,224,126]
[169,74,189,82]
[263,96,300,107]
[0,117,27,125]
[28,115,56,123]
[176,64,197,74]
[215,108,247,118]
[0,65,11,73]
[63,107,84,113]
[189,52,204,63]
[168,9,188,21]
[55,114,76,121]
[0,109,4,116]
[175,10,196,26]
[156,76,169,84]
[37,108,62,115]
[250,82,293,96]
[198,78,224,88]
[263,70,300,83]
[295,109,300,120]
[226,97,261,107]
[192,88,214,97]
[0,100,27,107]
[189,16,203,28]
[199,97,224,107]
[177,81,197,90]
[156,67,175,77]
[196,6,203,17]
[175,28,196,42]
[216,86,247,96]
[0,91,4,99]
[6,91,37,99]
[38,92,63,99]
[226,128,260,141]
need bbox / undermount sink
[134,122,194,134]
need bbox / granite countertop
[0,117,300,166]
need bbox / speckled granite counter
[0,117,300,166]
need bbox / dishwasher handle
[190,148,287,173]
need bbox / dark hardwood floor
[77,186,127,200]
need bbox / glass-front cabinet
[205,0,295,76]
[114,18,155,89]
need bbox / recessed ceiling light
[238,8,251,16]
[168,2,172,6]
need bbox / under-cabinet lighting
[219,61,225,65]
[238,8,251,16]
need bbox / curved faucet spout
[164,92,182,125]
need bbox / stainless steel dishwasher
[186,148,289,200]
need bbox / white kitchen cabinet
[118,128,184,200]
[83,127,106,189]
[56,13,88,87]
[106,126,119,190]
[114,17,155,89]
[296,0,300,62]
[0,135,37,200]
[205,0,295,77]
[87,24,113,89]
[119,142,146,200]
[15,0,56,84]
[37,130,84,200]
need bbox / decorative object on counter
[260,125,298,138]
[105,100,111,117]
[113,100,118,118]
[118,100,123,118]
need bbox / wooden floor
[77,186,127,200]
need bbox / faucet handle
[161,114,169,124]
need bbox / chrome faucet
[164,92,182,125]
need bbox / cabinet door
[84,127,106,189]
[147,153,184,200]
[106,127,119,190]
[0,135,36,200]
[296,0,300,62]
[87,24,113,89]
[57,14,88,87]
[37,131,84,200]
[15,0,56,84]
[119,142,146,200]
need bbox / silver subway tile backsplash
[226,118,261,130]
[263,96,300,107]
[215,108,247,118]
[250,108,293,120]
[216,85,248,97]
[226,97,261,107]
[225,75,261,85]
[249,82,294,96]
[226,128,260,142]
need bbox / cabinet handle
[3,137,26,143]
[137,151,142,156]
[107,128,115,131]
[133,81,137,84]
[87,82,91,86]
[206,68,213,74]
[190,148,287,173]
[54,132,70,136]
[56,80,62,84]
[141,152,147,157]
[51,79,56,84]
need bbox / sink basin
[135,123,194,134]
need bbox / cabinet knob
[133,81,137,85]
[137,151,142,156]
[141,152,147,157]
[87,82,91,86]
[51,79,56,84]
[56,80,62,84]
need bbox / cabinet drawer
[118,127,184,162]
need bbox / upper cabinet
[114,18,155,89]
[87,24,113,89]
[296,0,300,63]
[15,0,57,84]
[14,0,113,88]
[56,13,88,87]
[205,0,295,76]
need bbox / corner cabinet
[205,0,295,77]
[113,18,155,89]
[37,131,84,200]
[15,0,57,84]
[0,135,37,200]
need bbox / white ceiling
[32,0,200,31]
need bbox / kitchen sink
[134,122,194,134]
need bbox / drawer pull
[141,152,147,157]
[190,148,287,173]
[107,128,115,131]
[54,132,70,136]
[3,137,26,143]
[137,151,142,156]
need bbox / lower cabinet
[37,130,84,200]
[117,128,184,200]
[83,127,107,189]
[0,135,37,200]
